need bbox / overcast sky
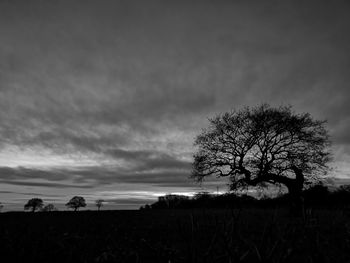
[0,0,349,210]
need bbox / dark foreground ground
[0,208,349,263]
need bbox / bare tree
[95,199,104,211]
[66,196,86,211]
[192,104,331,214]
[24,198,44,212]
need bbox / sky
[0,0,349,211]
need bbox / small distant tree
[24,198,44,212]
[41,203,57,212]
[95,199,104,211]
[66,196,86,211]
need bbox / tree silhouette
[0,202,3,212]
[24,198,44,212]
[66,196,86,211]
[95,199,104,211]
[192,104,331,214]
[41,203,57,212]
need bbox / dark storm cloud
[0,161,192,188]
[108,149,191,170]
[0,163,226,193]
[0,145,192,187]
[0,0,349,150]
[0,179,94,189]
[0,190,17,194]
[0,1,219,138]
[70,167,193,187]
[0,167,69,181]
[0,1,348,143]
[0,191,61,197]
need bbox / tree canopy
[66,196,86,211]
[41,203,57,212]
[95,199,104,211]
[192,104,331,197]
[24,198,44,212]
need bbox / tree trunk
[247,166,305,216]
[286,184,304,216]
[287,166,305,217]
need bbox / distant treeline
[140,185,350,210]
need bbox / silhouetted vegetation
[41,203,58,212]
[142,184,350,211]
[192,105,331,215]
[0,186,347,262]
[66,196,86,211]
[95,199,104,211]
[142,192,257,210]
[24,198,44,212]
[0,206,349,262]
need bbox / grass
[0,207,349,262]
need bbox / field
[0,208,349,263]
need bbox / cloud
[107,148,191,170]
[0,1,349,146]
[0,157,191,188]
[0,167,69,181]
[0,179,94,189]
[0,0,349,209]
